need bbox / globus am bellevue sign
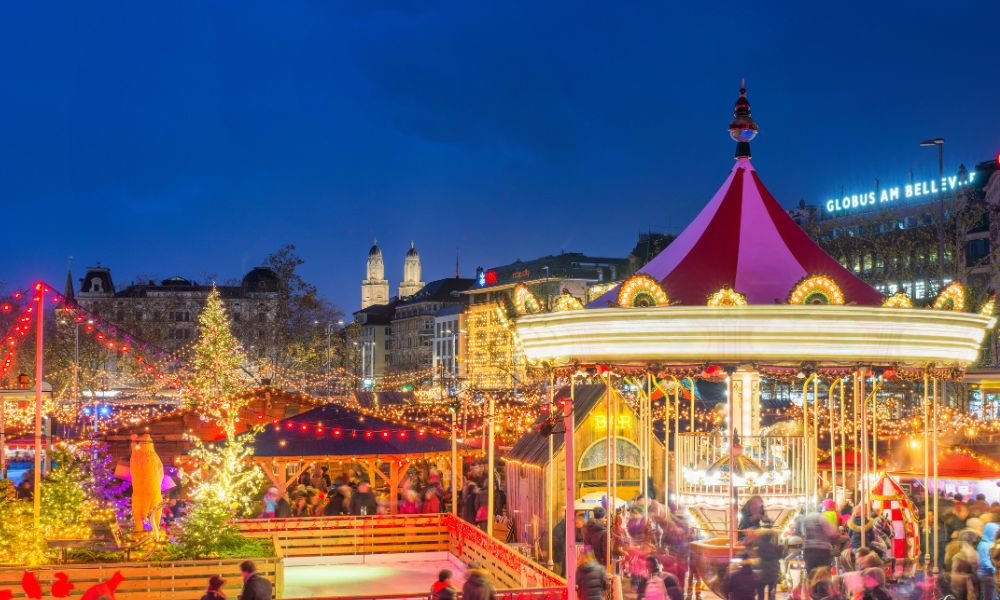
[825,171,977,214]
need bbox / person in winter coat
[462,482,479,524]
[422,488,441,513]
[575,551,607,600]
[237,561,272,600]
[951,559,978,600]
[584,508,608,568]
[430,569,457,600]
[462,569,497,600]
[349,482,377,516]
[200,575,226,600]
[399,489,422,514]
[800,510,837,573]
[820,498,839,529]
[324,485,351,516]
[978,522,1000,600]
[722,561,757,600]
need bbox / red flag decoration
[20,572,42,599]
[81,571,124,600]
[51,572,75,598]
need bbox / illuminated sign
[512,268,530,279]
[594,414,632,430]
[484,270,497,285]
[825,172,976,214]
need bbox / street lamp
[919,137,946,281]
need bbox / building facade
[76,266,281,355]
[398,242,425,299]
[388,278,474,374]
[462,252,632,389]
[432,305,461,388]
[792,158,1000,364]
[352,301,395,384]
[361,241,390,309]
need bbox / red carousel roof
[590,88,883,308]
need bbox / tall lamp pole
[919,137,946,281]
[33,283,45,528]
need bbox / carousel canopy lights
[706,287,747,307]
[552,293,584,312]
[882,291,913,309]
[513,283,543,315]
[788,274,845,305]
[617,273,669,308]
[932,281,966,311]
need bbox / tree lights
[932,281,966,311]
[882,291,913,308]
[552,293,584,312]
[512,284,543,315]
[617,274,669,308]
[788,274,845,305]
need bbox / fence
[236,513,449,557]
[0,556,283,600]
[235,513,566,597]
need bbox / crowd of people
[256,462,505,531]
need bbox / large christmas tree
[176,286,265,557]
[187,286,250,438]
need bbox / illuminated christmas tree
[174,286,265,557]
[187,286,250,438]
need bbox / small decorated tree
[175,286,266,558]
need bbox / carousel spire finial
[729,80,758,160]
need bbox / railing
[235,513,449,557]
[675,433,806,502]
[0,557,284,600]
[235,513,566,598]
[306,590,564,600]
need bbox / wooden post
[565,376,577,598]
[487,388,495,537]
[451,410,458,517]
[33,283,44,529]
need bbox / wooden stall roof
[248,403,460,461]
[100,386,323,464]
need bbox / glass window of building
[915,281,926,299]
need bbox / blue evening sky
[1,2,998,313]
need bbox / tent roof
[891,446,1000,481]
[589,158,882,307]
[249,404,455,459]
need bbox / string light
[552,293,584,312]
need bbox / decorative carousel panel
[515,305,995,366]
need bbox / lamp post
[919,137,946,281]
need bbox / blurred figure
[800,509,838,572]
[722,560,757,600]
[584,507,609,568]
[575,550,607,600]
[350,481,377,515]
[951,559,978,600]
[422,488,441,513]
[399,489,422,514]
[978,522,999,600]
[462,569,496,600]
[751,530,781,600]
[738,495,766,534]
[861,567,891,600]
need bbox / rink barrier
[0,556,283,600]
[234,513,566,596]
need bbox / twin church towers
[360,240,425,309]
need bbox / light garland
[706,287,747,307]
[788,274,845,305]
[932,281,966,311]
[617,273,669,308]
[882,291,913,308]
[512,284,542,315]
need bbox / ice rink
[283,552,468,598]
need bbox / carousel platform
[283,552,468,599]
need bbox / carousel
[512,86,996,595]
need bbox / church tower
[399,241,425,298]
[361,240,390,309]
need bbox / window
[915,281,925,299]
[875,256,884,270]
[863,255,873,271]
[966,238,990,267]
[853,257,861,273]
